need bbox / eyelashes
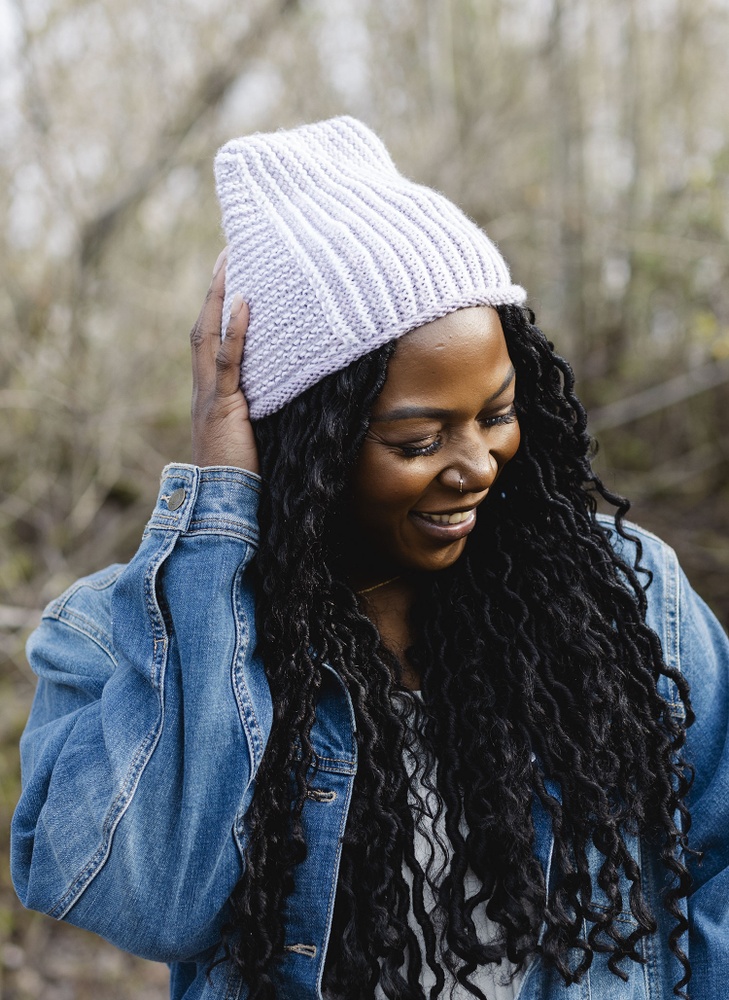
[482,406,518,429]
[399,406,518,459]
[400,439,442,458]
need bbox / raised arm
[11,258,271,963]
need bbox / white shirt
[388,690,524,1000]
[325,691,525,999]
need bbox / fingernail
[230,292,244,318]
[212,248,227,277]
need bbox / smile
[415,510,474,524]
[410,507,478,542]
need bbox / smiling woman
[11,117,729,1000]
[346,307,520,582]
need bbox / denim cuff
[146,464,261,545]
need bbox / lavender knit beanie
[215,116,527,420]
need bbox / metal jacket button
[166,487,186,511]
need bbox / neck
[355,576,420,689]
[355,574,401,596]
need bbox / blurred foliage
[1,0,729,993]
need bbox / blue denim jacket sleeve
[604,519,729,995]
[11,464,272,963]
[677,566,729,994]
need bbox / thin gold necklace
[355,575,401,596]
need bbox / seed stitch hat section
[215,116,527,420]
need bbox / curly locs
[219,306,694,999]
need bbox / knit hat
[215,116,527,419]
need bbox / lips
[415,509,473,525]
[410,507,478,541]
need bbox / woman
[11,118,729,1000]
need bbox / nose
[440,423,519,495]
[440,443,498,495]
[462,449,499,494]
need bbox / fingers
[215,293,250,399]
[212,247,227,279]
[190,249,228,394]
[189,253,258,471]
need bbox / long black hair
[220,306,694,998]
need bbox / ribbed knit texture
[215,116,527,419]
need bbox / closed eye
[399,437,442,458]
[399,406,516,457]
[480,405,517,429]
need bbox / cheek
[495,421,521,469]
[506,423,521,460]
[352,449,431,517]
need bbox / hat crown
[215,116,526,419]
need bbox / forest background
[1,0,728,996]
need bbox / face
[343,306,520,582]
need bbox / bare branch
[590,358,729,432]
[79,0,300,267]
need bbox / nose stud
[459,474,463,494]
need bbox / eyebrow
[373,366,516,422]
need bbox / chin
[406,540,468,574]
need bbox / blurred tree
[1,0,728,634]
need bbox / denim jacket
[11,465,729,1000]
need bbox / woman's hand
[190,250,259,474]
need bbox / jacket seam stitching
[41,609,118,665]
[197,476,261,493]
[52,700,165,918]
[49,566,125,607]
[231,558,265,769]
[184,527,259,544]
[49,534,176,918]
[317,750,358,994]
[146,522,259,546]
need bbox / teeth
[419,510,473,524]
